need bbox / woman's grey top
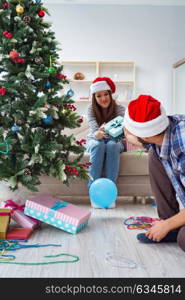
[86,103,125,139]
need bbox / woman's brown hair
[92,91,117,126]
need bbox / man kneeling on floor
[123,94,185,252]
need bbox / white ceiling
[44,0,185,5]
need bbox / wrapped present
[104,116,124,138]
[24,195,91,234]
[126,140,141,152]
[4,200,41,229]
[6,227,33,240]
[0,208,11,239]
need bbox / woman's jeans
[86,138,124,188]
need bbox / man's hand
[145,220,171,242]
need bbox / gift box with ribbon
[104,116,124,138]
[24,195,91,234]
[0,208,11,239]
[6,227,33,240]
[4,200,41,229]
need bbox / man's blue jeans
[86,138,124,188]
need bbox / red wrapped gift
[6,227,33,239]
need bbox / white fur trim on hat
[123,105,169,137]
[90,81,111,94]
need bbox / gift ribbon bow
[51,201,68,210]
[5,200,40,225]
[110,119,122,128]
[5,200,24,214]
[49,201,68,217]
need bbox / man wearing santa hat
[124,94,185,252]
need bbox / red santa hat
[124,95,169,137]
[90,77,116,94]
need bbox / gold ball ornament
[16,4,24,14]
[61,109,68,114]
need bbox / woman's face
[95,90,111,108]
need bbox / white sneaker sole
[91,202,116,209]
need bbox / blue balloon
[89,178,117,208]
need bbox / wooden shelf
[70,80,92,83]
[70,80,134,84]
[62,61,97,65]
[100,61,135,65]
[62,61,135,65]
[115,80,134,84]
[62,60,136,103]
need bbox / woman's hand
[94,124,108,139]
[94,129,108,139]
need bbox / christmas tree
[0,0,90,191]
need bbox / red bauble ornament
[78,117,83,123]
[14,58,25,63]
[3,31,13,39]
[2,2,9,9]
[0,88,6,96]
[9,50,19,60]
[6,33,13,39]
[56,73,67,80]
[38,10,45,18]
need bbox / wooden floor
[1,202,185,278]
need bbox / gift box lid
[104,116,124,131]
[25,195,91,226]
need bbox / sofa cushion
[119,152,149,175]
[69,151,149,176]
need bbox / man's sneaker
[137,230,178,243]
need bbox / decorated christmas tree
[0,0,90,191]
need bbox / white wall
[45,4,185,114]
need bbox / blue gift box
[104,116,124,138]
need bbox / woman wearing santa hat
[124,94,185,252]
[86,77,125,208]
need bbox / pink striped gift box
[24,195,91,234]
[126,141,140,152]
